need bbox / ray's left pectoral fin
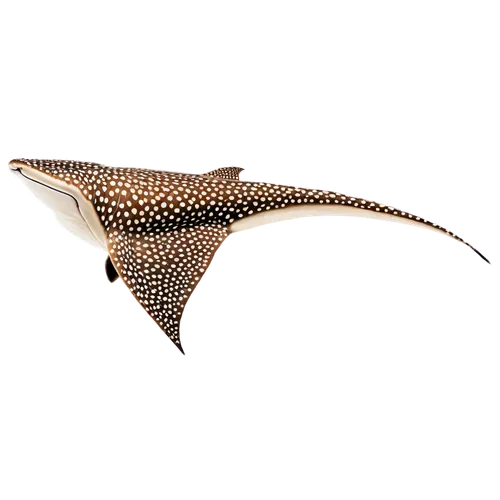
[107,225,230,353]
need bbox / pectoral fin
[107,225,229,353]
[105,256,120,283]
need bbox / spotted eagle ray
[9,159,489,353]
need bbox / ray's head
[7,157,103,181]
[7,157,109,200]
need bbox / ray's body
[9,159,488,353]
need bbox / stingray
[9,158,489,353]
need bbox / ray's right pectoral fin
[105,256,120,283]
[106,225,230,353]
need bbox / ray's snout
[6,159,21,170]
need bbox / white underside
[229,204,444,237]
[13,166,107,249]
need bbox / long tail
[231,181,494,266]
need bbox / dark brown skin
[10,159,489,353]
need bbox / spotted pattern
[205,167,244,180]
[108,226,227,352]
[11,159,489,352]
